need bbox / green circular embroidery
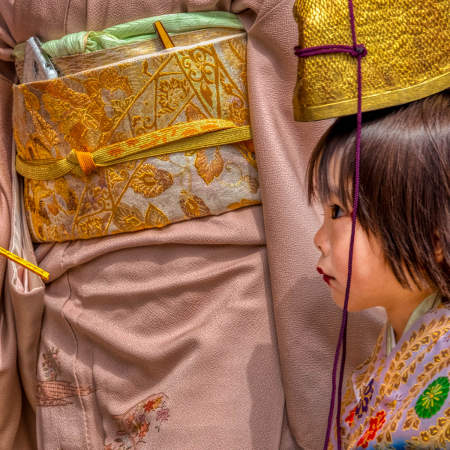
[415,376,449,419]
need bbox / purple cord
[295,1,365,448]
[294,44,367,58]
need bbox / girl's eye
[331,204,345,219]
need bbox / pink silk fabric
[0,0,383,449]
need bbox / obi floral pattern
[331,303,450,449]
[13,31,260,242]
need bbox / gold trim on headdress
[293,0,450,121]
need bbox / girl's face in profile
[308,92,449,331]
[313,193,432,316]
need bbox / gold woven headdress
[293,0,450,121]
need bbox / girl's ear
[433,232,444,263]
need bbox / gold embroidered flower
[157,77,190,115]
[131,163,173,198]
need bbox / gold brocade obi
[13,28,260,243]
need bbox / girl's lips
[317,267,335,285]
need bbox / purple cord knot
[294,43,367,59]
[352,44,367,57]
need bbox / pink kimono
[0,1,383,448]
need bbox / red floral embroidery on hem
[345,406,356,426]
[357,410,386,448]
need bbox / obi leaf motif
[415,377,449,419]
[187,103,224,185]
[78,179,109,216]
[145,203,169,228]
[179,190,210,218]
[131,163,173,198]
[25,181,52,241]
[195,148,224,185]
[113,204,144,232]
[222,38,246,86]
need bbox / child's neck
[385,289,435,339]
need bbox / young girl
[307,91,449,448]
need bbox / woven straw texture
[293,0,450,121]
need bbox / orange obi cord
[74,149,97,175]
[0,246,50,281]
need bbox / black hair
[307,90,450,298]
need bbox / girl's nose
[313,224,326,254]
